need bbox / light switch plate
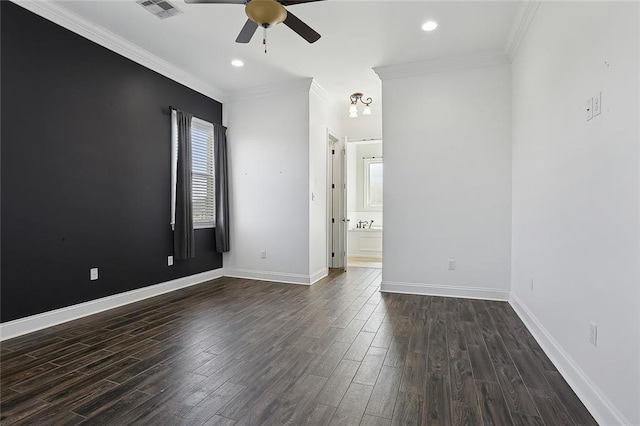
[593,92,601,116]
[447,258,456,270]
[586,98,593,121]
[589,321,598,347]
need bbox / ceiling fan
[184,0,323,46]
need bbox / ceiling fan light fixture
[246,0,287,27]
[184,0,322,46]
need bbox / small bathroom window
[364,158,383,211]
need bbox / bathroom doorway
[346,139,382,269]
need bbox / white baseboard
[309,268,329,285]
[381,280,509,301]
[224,268,315,285]
[509,294,631,426]
[0,268,225,342]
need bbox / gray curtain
[174,110,195,259]
[214,123,230,253]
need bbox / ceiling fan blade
[236,19,259,43]
[283,10,321,43]
[184,0,246,4]
[279,0,325,5]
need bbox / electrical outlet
[589,322,598,347]
[530,278,534,291]
[168,256,174,266]
[90,267,98,281]
[593,92,601,116]
[586,98,593,121]
[261,250,267,259]
[447,258,456,270]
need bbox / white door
[328,134,344,269]
[342,138,349,271]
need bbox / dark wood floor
[1,268,597,425]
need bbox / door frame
[326,130,345,269]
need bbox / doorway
[346,139,382,269]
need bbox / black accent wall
[1,2,223,322]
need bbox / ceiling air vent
[137,0,183,20]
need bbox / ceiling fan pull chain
[263,26,267,54]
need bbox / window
[171,113,215,229]
[363,158,383,211]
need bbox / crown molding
[226,78,313,103]
[373,51,509,81]
[310,79,342,108]
[310,79,331,103]
[10,0,227,103]
[504,0,541,61]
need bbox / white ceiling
[53,0,520,102]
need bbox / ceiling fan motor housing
[246,0,287,27]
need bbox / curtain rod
[162,105,177,116]
[164,106,188,116]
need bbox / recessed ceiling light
[421,21,438,32]
[231,59,244,67]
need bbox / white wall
[309,82,342,278]
[341,106,383,142]
[377,63,512,300]
[224,79,342,285]
[510,3,639,425]
[224,80,312,284]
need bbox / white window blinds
[171,114,215,229]
[190,117,215,227]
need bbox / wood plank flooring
[1,268,597,425]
